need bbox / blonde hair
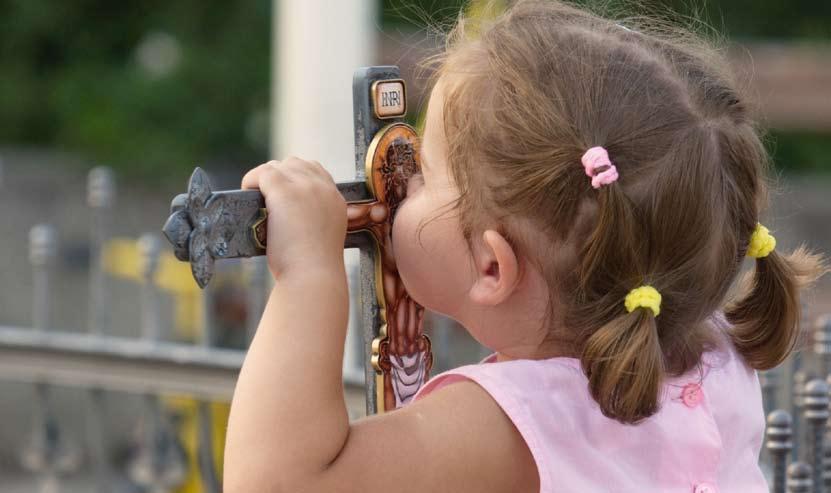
[419,0,827,423]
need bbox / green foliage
[382,0,468,31]
[668,0,831,40]
[382,0,831,175]
[0,0,271,181]
[382,0,831,40]
[0,0,829,180]
[767,131,831,174]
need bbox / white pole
[272,0,377,410]
[272,0,376,181]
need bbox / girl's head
[392,0,826,424]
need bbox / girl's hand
[241,158,347,281]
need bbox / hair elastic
[624,285,662,317]
[747,223,776,258]
[581,146,619,189]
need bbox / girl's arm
[223,263,352,489]
[223,158,538,492]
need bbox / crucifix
[162,66,433,414]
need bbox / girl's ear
[468,229,520,306]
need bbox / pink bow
[581,146,619,189]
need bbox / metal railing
[2,165,831,492]
[0,165,366,492]
[762,314,831,493]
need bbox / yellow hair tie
[747,223,776,258]
[624,285,662,317]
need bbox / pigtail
[582,309,664,424]
[577,146,663,424]
[578,149,640,296]
[726,246,827,370]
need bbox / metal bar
[787,462,813,493]
[195,244,221,493]
[87,167,115,336]
[129,233,188,492]
[86,166,115,493]
[793,366,810,462]
[804,379,829,493]
[767,410,793,493]
[24,224,79,492]
[197,402,221,493]
[0,326,363,399]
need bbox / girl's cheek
[392,199,416,254]
[390,199,465,317]
[389,176,425,285]
[392,198,425,281]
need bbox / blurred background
[0,0,829,491]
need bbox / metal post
[139,234,162,341]
[87,166,115,335]
[201,275,214,350]
[197,402,221,493]
[768,410,794,493]
[762,370,780,416]
[814,316,831,381]
[145,233,188,493]
[127,234,187,493]
[22,225,81,492]
[804,379,829,493]
[788,462,813,493]
[825,374,831,491]
[824,431,831,492]
[197,248,221,492]
[30,225,56,333]
[272,0,374,413]
[794,370,813,461]
[85,167,116,492]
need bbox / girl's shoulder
[414,313,751,405]
[411,353,586,493]
[411,313,768,492]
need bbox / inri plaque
[371,79,406,119]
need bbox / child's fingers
[280,157,334,183]
[241,160,280,190]
[241,158,337,205]
[304,159,335,183]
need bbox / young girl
[224,1,826,491]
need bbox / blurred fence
[763,314,831,492]
[0,163,828,492]
[0,165,372,492]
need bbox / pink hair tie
[581,146,619,189]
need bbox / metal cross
[162,66,433,414]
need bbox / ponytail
[726,246,827,370]
[578,145,662,425]
[582,309,664,424]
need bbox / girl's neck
[494,341,579,362]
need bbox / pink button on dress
[682,383,704,408]
[694,482,718,493]
[411,314,768,492]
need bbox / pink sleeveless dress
[411,318,768,492]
